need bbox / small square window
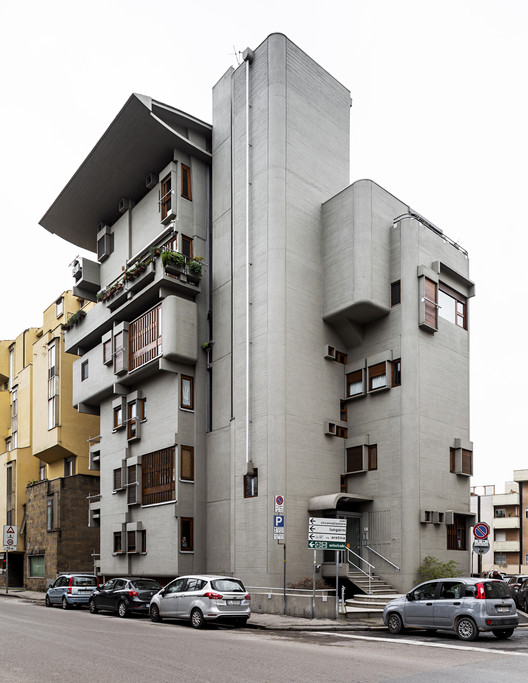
[244,469,258,498]
[81,360,89,382]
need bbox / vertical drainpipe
[242,48,254,476]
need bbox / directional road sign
[308,540,346,550]
[307,517,346,549]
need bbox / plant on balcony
[162,250,186,269]
[61,308,87,331]
[188,256,204,276]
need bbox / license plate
[497,606,509,613]
[226,600,241,605]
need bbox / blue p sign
[274,515,284,527]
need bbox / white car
[150,574,250,628]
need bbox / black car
[89,577,162,617]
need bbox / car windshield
[211,579,245,592]
[484,581,511,599]
[73,577,97,587]
[133,580,161,590]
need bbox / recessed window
[56,297,64,317]
[81,360,89,381]
[368,363,386,391]
[113,404,124,430]
[114,331,126,374]
[340,400,348,422]
[181,375,194,410]
[103,339,112,365]
[447,514,467,550]
[439,284,467,329]
[142,447,175,505]
[127,465,139,505]
[39,462,46,480]
[127,531,136,553]
[64,457,75,477]
[113,468,123,491]
[181,518,194,551]
[495,553,506,565]
[424,277,438,329]
[97,230,113,262]
[336,425,348,439]
[113,532,122,553]
[161,174,172,220]
[346,446,363,473]
[335,350,348,364]
[244,469,258,498]
[392,359,401,387]
[28,555,45,578]
[340,475,348,493]
[346,370,363,397]
[181,165,192,200]
[46,498,54,530]
[368,445,378,471]
[127,398,145,440]
[391,281,401,307]
[180,445,194,482]
[181,234,193,259]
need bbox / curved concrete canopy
[39,94,212,252]
[308,493,372,512]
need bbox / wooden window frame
[180,445,194,482]
[346,369,364,398]
[346,446,364,473]
[335,425,348,439]
[127,530,137,554]
[113,468,123,491]
[103,339,112,365]
[81,360,89,382]
[368,362,387,391]
[181,164,192,200]
[340,400,348,422]
[181,234,193,259]
[142,447,175,505]
[335,350,348,364]
[113,404,124,430]
[447,514,467,551]
[424,277,438,329]
[181,375,194,410]
[439,283,467,329]
[113,532,122,553]
[161,173,172,220]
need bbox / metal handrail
[365,545,400,572]
[345,547,374,594]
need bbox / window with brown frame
[181,165,192,200]
[113,532,122,553]
[127,465,138,505]
[127,398,146,440]
[335,350,348,364]
[113,468,123,491]
[450,448,472,475]
[103,339,112,365]
[142,447,175,505]
[113,404,124,430]
[424,278,438,329]
[438,283,467,329]
[161,174,172,220]
[244,469,258,498]
[391,281,401,306]
[181,375,194,410]
[392,359,401,387]
[368,444,378,471]
[368,363,387,391]
[180,445,194,482]
[447,514,467,550]
[336,425,348,439]
[450,448,456,473]
[127,530,136,553]
[340,475,348,493]
[81,360,89,382]
[181,234,193,259]
[346,446,363,473]
[181,518,193,551]
[346,370,363,397]
[114,331,125,374]
[340,400,348,422]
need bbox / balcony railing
[129,305,162,371]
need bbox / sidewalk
[0,589,382,630]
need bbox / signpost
[472,522,491,567]
[3,525,17,595]
[274,495,286,615]
[307,517,347,619]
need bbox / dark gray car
[383,577,518,641]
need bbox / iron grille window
[142,447,175,505]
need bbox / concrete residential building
[0,293,99,590]
[39,33,474,594]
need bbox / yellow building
[1,292,100,589]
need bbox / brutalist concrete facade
[40,33,474,593]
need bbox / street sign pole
[312,550,316,619]
[5,549,8,594]
[336,550,339,619]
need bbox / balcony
[494,540,520,553]
[493,493,519,506]
[493,517,520,529]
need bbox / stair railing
[345,547,375,594]
[365,545,400,572]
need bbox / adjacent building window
[180,446,194,482]
[181,164,192,200]
[368,363,386,391]
[346,370,363,397]
[438,284,467,329]
[81,360,89,381]
[142,447,175,505]
[391,281,401,306]
[244,469,258,498]
[181,518,193,550]
[56,297,64,317]
[447,514,467,550]
[495,553,506,565]
[181,375,194,410]
[161,173,172,220]
[392,359,401,387]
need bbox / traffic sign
[472,541,490,555]
[309,517,346,527]
[273,513,285,540]
[3,525,17,551]
[307,517,346,548]
[473,538,490,548]
[308,540,346,550]
[473,522,490,540]
[275,495,284,513]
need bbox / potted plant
[186,256,204,284]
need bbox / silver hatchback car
[150,574,250,628]
[383,577,518,641]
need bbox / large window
[439,284,467,329]
[181,375,194,410]
[142,447,175,505]
[346,445,378,473]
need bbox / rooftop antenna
[230,45,242,66]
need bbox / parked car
[383,577,518,641]
[506,575,528,604]
[89,577,161,617]
[46,574,99,609]
[149,574,251,628]
[514,578,528,611]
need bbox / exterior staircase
[344,571,401,620]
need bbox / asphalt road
[1,597,527,682]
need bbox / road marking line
[312,632,528,656]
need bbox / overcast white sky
[1,0,526,489]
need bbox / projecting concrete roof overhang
[308,493,373,513]
[39,93,212,252]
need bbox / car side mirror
[406,592,414,601]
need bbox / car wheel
[456,617,478,641]
[45,595,52,608]
[62,596,71,610]
[387,612,403,635]
[190,608,205,629]
[150,604,162,622]
[492,629,514,639]
[118,601,128,618]
[89,598,98,614]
